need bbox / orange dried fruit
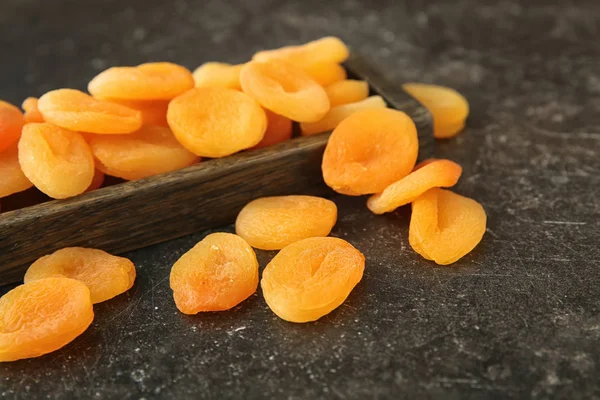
[192,62,243,90]
[261,237,364,323]
[251,109,292,149]
[170,232,259,314]
[403,83,469,139]
[38,89,142,134]
[89,125,199,180]
[240,60,330,123]
[367,159,462,214]
[88,62,194,101]
[253,37,349,68]
[303,62,347,86]
[324,80,369,107]
[409,188,486,265]
[167,87,266,157]
[22,97,44,123]
[0,277,94,362]
[322,108,419,195]
[235,195,337,250]
[300,95,386,136]
[0,100,24,153]
[19,123,95,199]
[103,99,169,127]
[0,145,33,198]
[85,169,105,192]
[24,247,136,304]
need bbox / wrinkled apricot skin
[403,83,469,139]
[38,89,142,134]
[367,159,462,214]
[193,62,243,90]
[89,125,199,180]
[103,99,169,127]
[409,188,486,265]
[300,95,387,136]
[240,60,330,123]
[167,87,267,157]
[253,37,349,68]
[322,108,419,195]
[19,123,95,199]
[303,63,347,86]
[0,146,33,198]
[22,97,45,123]
[170,233,259,314]
[325,80,369,107]
[236,195,338,250]
[251,110,292,149]
[0,100,24,153]
[24,247,136,304]
[89,62,194,101]
[0,277,94,362]
[261,237,364,323]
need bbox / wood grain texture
[0,55,433,285]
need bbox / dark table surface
[1,0,599,399]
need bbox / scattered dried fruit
[403,83,469,139]
[0,277,94,362]
[89,125,199,180]
[167,87,266,157]
[322,108,419,195]
[18,123,95,199]
[236,195,337,250]
[324,79,369,107]
[0,100,24,153]
[193,62,243,90]
[24,247,136,304]
[251,109,292,149]
[409,188,486,265]
[253,37,349,68]
[170,233,259,314]
[300,95,387,136]
[0,146,33,198]
[38,89,142,134]
[240,60,330,122]
[303,62,347,86]
[367,159,462,214]
[103,99,169,127]
[89,62,194,101]
[22,97,44,123]
[261,237,364,323]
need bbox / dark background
[1,0,599,398]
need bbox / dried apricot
[89,62,194,101]
[303,63,347,86]
[170,232,259,314]
[251,109,292,149]
[236,195,337,250]
[324,80,369,107]
[38,89,142,134]
[300,95,386,136]
[403,83,469,139]
[85,169,105,192]
[167,87,266,157]
[193,62,243,90]
[322,108,419,195]
[0,100,24,153]
[24,247,136,304]
[89,125,199,180]
[261,237,364,323]
[409,188,486,265]
[22,97,44,123]
[103,99,169,127]
[0,146,33,198]
[367,159,462,214]
[19,123,95,199]
[0,277,94,362]
[240,60,330,123]
[253,37,349,68]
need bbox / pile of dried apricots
[0,37,485,362]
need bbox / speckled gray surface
[1,0,600,399]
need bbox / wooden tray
[0,54,433,286]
